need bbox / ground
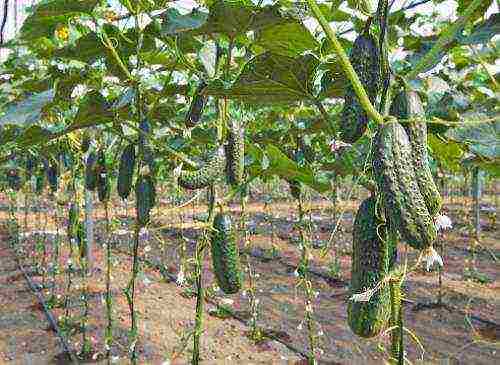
[0,190,498,364]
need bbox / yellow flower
[55,25,69,41]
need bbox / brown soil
[0,193,498,364]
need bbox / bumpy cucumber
[287,179,302,200]
[35,170,45,194]
[185,81,207,128]
[76,221,87,260]
[339,30,380,143]
[178,149,224,190]
[117,144,136,200]
[348,196,397,338]
[135,174,155,226]
[372,120,437,249]
[224,121,245,187]
[97,149,110,203]
[68,202,79,241]
[390,90,442,216]
[85,152,98,191]
[210,213,242,294]
[47,164,59,193]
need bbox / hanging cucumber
[185,81,208,128]
[135,174,155,227]
[178,148,225,190]
[339,26,381,143]
[117,144,136,200]
[224,120,245,187]
[97,149,110,203]
[372,120,437,250]
[210,213,242,294]
[348,196,397,338]
[389,90,442,216]
[85,152,98,191]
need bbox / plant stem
[104,202,113,363]
[192,184,216,365]
[406,0,485,80]
[389,280,402,364]
[297,195,317,364]
[305,0,383,125]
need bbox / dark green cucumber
[135,174,155,226]
[68,202,79,241]
[178,149,225,190]
[185,81,207,128]
[210,213,242,294]
[35,170,45,194]
[138,119,156,173]
[287,179,302,200]
[348,196,397,338]
[81,133,91,153]
[85,152,98,191]
[117,144,136,200]
[389,90,442,216]
[47,164,59,193]
[372,120,437,250]
[97,149,110,203]
[224,121,245,187]
[76,221,87,260]
[339,31,380,143]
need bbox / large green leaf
[160,8,209,35]
[0,89,55,127]
[189,1,292,38]
[457,0,493,23]
[254,21,318,57]
[20,0,99,41]
[206,52,319,104]
[428,134,464,172]
[247,144,329,192]
[72,91,113,129]
[446,121,500,159]
[458,13,500,45]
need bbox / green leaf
[247,144,329,192]
[458,13,500,45]
[319,60,348,98]
[72,91,113,129]
[192,2,292,38]
[254,21,318,57]
[457,0,493,23]
[16,125,53,147]
[20,0,98,41]
[160,8,209,35]
[206,52,319,104]
[445,121,500,159]
[0,89,55,127]
[428,134,464,172]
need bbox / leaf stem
[305,0,383,124]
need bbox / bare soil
[0,192,498,364]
